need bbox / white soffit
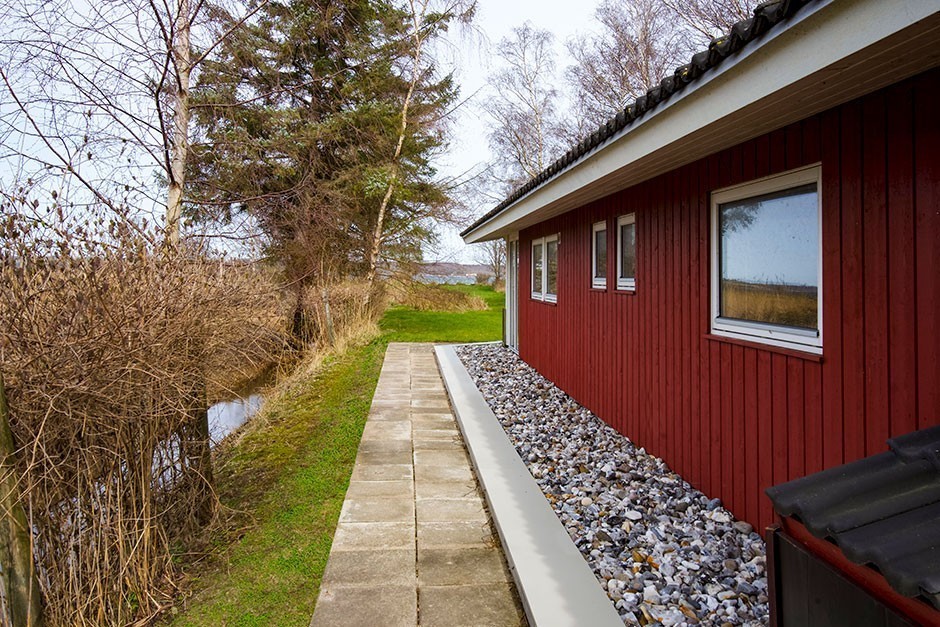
[464,0,940,243]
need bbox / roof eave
[463,0,940,244]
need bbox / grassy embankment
[171,284,503,627]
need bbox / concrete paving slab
[417,547,512,586]
[355,448,413,466]
[340,497,414,523]
[344,480,414,499]
[412,431,461,445]
[417,521,497,549]
[415,463,473,483]
[418,584,526,627]
[413,449,470,467]
[412,438,464,452]
[311,585,416,627]
[332,522,415,550]
[361,421,411,441]
[321,549,415,586]
[350,463,413,482]
[416,498,488,524]
[410,414,456,428]
[414,480,479,500]
[356,439,413,454]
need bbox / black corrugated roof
[766,425,940,611]
[461,0,816,238]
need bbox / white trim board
[464,0,940,243]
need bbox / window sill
[614,288,637,296]
[532,298,557,307]
[704,333,823,362]
[589,287,608,293]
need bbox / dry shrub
[0,213,291,625]
[297,280,384,349]
[394,281,486,312]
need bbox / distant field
[721,280,817,329]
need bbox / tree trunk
[0,374,43,627]
[165,0,191,247]
[365,4,425,289]
[186,380,215,527]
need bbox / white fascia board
[463,0,940,244]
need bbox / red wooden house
[462,0,940,535]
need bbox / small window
[532,241,543,297]
[531,234,558,303]
[592,221,607,289]
[546,237,558,297]
[711,165,822,352]
[616,214,636,291]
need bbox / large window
[616,214,636,291]
[711,165,822,352]
[532,234,558,303]
[592,221,607,289]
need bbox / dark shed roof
[461,0,816,238]
[766,425,940,611]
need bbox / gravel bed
[456,343,769,627]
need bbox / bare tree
[566,0,686,135]
[475,239,505,286]
[663,0,756,45]
[0,0,265,246]
[482,23,568,193]
[565,0,761,136]
[362,0,476,290]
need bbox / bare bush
[300,281,385,349]
[0,209,290,625]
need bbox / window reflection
[718,183,818,330]
[546,238,558,295]
[620,222,635,279]
[595,228,607,279]
[532,242,543,293]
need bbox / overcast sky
[428,0,604,264]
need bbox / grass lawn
[170,284,503,626]
[380,283,504,343]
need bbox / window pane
[620,222,635,279]
[594,229,607,279]
[546,239,558,295]
[719,183,818,330]
[532,242,543,293]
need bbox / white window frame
[710,164,823,353]
[616,213,636,291]
[531,234,558,303]
[591,220,607,289]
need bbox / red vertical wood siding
[516,68,940,530]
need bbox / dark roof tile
[766,425,940,609]
[462,0,816,238]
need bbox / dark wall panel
[516,68,940,530]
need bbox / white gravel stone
[456,344,770,626]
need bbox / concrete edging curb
[435,344,622,627]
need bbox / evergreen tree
[189,0,471,324]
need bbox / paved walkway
[310,343,525,627]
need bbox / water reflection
[208,394,263,445]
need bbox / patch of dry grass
[392,281,487,312]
